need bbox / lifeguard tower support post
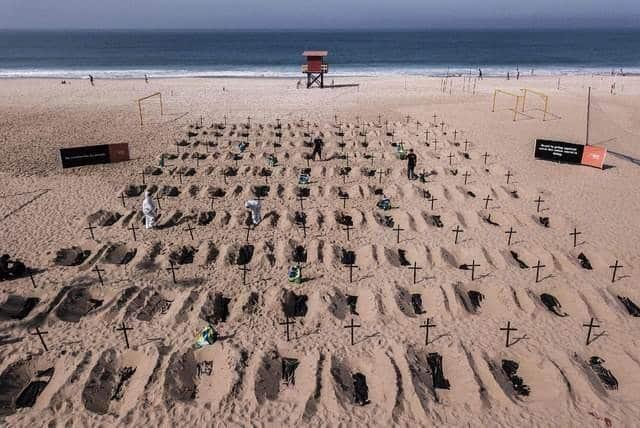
[302,51,329,88]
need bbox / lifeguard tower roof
[302,51,328,57]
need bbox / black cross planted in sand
[344,318,361,346]
[343,224,353,241]
[28,270,37,289]
[428,196,438,210]
[505,227,516,246]
[377,169,386,184]
[85,223,97,240]
[297,195,306,211]
[533,260,546,283]
[119,192,128,208]
[409,262,422,284]
[424,129,430,144]
[184,223,196,240]
[176,169,184,185]
[505,170,513,185]
[166,261,179,284]
[340,194,349,209]
[609,260,623,283]
[468,259,480,281]
[30,327,49,352]
[222,169,228,185]
[453,129,458,141]
[570,228,582,248]
[209,194,217,210]
[482,152,490,165]
[279,317,295,342]
[483,194,493,210]
[440,121,446,133]
[463,171,471,185]
[452,225,463,245]
[433,137,438,152]
[155,194,164,209]
[298,221,308,239]
[141,170,146,185]
[393,224,405,244]
[369,153,375,167]
[464,140,470,154]
[448,152,454,166]
[583,318,602,346]
[176,140,181,154]
[246,116,252,128]
[500,321,518,348]
[128,223,139,242]
[116,321,133,349]
[432,113,438,125]
[93,265,105,286]
[244,224,253,242]
[239,264,250,286]
[420,318,436,346]
[344,263,359,283]
[534,196,545,213]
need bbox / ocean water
[0,30,639,78]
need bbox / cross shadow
[537,273,555,283]
[427,333,452,345]
[587,331,607,346]
[508,334,529,347]
[615,275,631,282]
[354,331,381,345]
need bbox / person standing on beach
[478,68,483,79]
[89,75,94,86]
[311,136,324,160]
[407,149,417,180]
[145,74,149,83]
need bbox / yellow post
[543,97,549,121]
[492,90,497,112]
[138,100,143,126]
[521,89,527,112]
[159,92,164,116]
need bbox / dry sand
[1,74,639,427]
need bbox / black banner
[534,139,584,164]
[59,144,129,168]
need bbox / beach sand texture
[1,75,639,426]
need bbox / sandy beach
[1,74,640,427]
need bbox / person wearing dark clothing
[407,149,417,180]
[89,75,94,86]
[311,137,324,160]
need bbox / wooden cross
[344,318,361,346]
[534,196,545,213]
[533,260,546,283]
[119,193,127,208]
[184,223,196,240]
[239,264,250,286]
[463,171,471,185]
[393,224,404,244]
[432,113,438,125]
[505,170,513,184]
[166,261,179,284]
[154,193,163,209]
[246,115,251,128]
[31,327,49,352]
[93,265,105,286]
[176,140,181,153]
[297,195,306,211]
[464,140,470,153]
[85,223,97,240]
[482,152,490,165]
[409,262,422,284]
[377,169,385,184]
[447,152,454,166]
[582,318,601,346]
[340,194,349,209]
[483,194,493,209]
[345,263,359,283]
[141,170,146,185]
[177,169,183,184]
[128,224,139,242]
[425,129,430,144]
[298,221,308,239]
[439,121,446,132]
[505,227,516,246]
[279,317,295,342]
[433,137,438,152]
[209,195,217,210]
[609,260,623,283]
[369,153,375,167]
[405,114,411,124]
[570,228,581,248]
[500,321,517,348]
[469,259,479,281]
[420,318,436,346]
[452,225,463,245]
[428,196,437,210]
[453,129,458,141]
[244,224,252,242]
[343,224,353,241]
[223,169,227,184]
[116,321,133,349]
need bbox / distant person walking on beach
[296,80,301,89]
[478,68,483,79]
[507,72,510,80]
[145,74,149,83]
[311,136,324,160]
[89,75,94,86]
[407,149,417,180]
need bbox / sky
[1,0,639,30]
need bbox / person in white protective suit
[245,199,261,225]
[142,191,159,229]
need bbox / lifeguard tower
[302,51,329,88]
